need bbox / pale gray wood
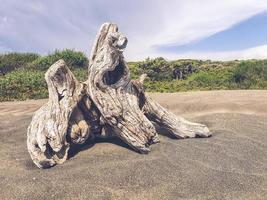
[27,60,100,168]
[132,79,211,138]
[87,23,159,153]
[27,23,211,168]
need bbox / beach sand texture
[0,90,266,200]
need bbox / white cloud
[0,16,8,29]
[157,45,267,61]
[125,0,267,60]
[0,0,267,60]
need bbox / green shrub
[0,68,88,101]
[0,53,40,75]
[187,70,232,90]
[144,80,192,93]
[232,60,267,89]
[32,49,88,71]
[132,57,173,81]
[0,70,47,101]
[129,58,238,82]
[72,69,88,82]
[1,53,267,101]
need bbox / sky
[0,0,267,61]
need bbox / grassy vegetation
[0,53,40,75]
[0,68,88,101]
[32,49,88,71]
[0,50,267,101]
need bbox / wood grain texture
[27,23,211,168]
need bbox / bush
[72,69,88,82]
[0,70,47,101]
[0,53,40,75]
[1,54,267,101]
[32,49,88,71]
[232,60,267,89]
[129,58,239,82]
[132,57,173,81]
[0,68,88,101]
[187,70,232,90]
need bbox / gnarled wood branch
[87,23,159,153]
[27,60,101,168]
[27,23,211,168]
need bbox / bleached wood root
[27,23,211,168]
[132,79,211,139]
[26,60,100,168]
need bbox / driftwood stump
[27,23,211,168]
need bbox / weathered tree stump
[27,23,211,168]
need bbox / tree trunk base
[27,23,211,168]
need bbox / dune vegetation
[0,49,267,101]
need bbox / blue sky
[158,11,267,52]
[0,0,267,61]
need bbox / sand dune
[0,90,266,200]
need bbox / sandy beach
[0,90,266,200]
